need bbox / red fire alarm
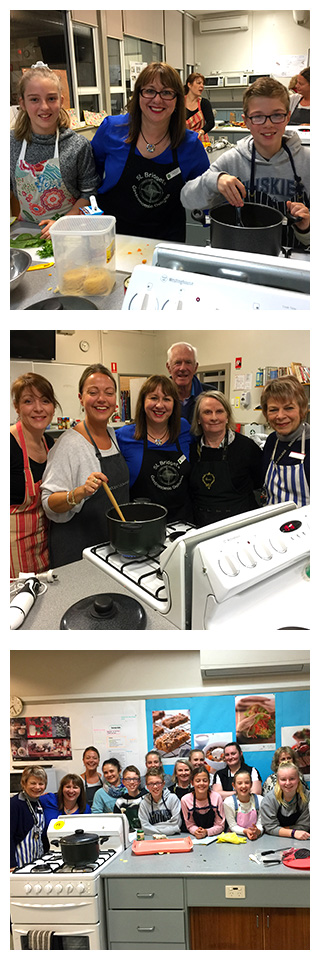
[235,357,242,369]
[111,362,117,373]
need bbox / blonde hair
[260,375,308,421]
[20,766,47,789]
[14,65,70,143]
[275,760,308,806]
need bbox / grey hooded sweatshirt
[180,131,310,246]
[138,787,181,836]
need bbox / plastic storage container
[51,215,116,297]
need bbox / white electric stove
[83,503,310,631]
[10,814,129,950]
[121,242,309,311]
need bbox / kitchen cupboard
[189,906,310,950]
[106,877,187,949]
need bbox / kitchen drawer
[186,877,310,908]
[107,909,186,943]
[109,942,186,950]
[107,877,184,909]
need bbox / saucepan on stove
[192,202,284,256]
[107,501,168,557]
[59,828,100,866]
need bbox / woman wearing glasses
[91,62,209,242]
[181,77,310,250]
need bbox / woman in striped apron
[260,375,310,507]
[10,373,59,577]
[10,767,48,868]
[184,72,215,145]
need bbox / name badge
[178,454,186,464]
[289,451,305,460]
[166,167,181,180]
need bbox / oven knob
[34,883,42,894]
[76,882,85,893]
[54,883,63,894]
[44,883,53,894]
[253,540,273,560]
[24,883,32,894]
[66,883,74,893]
[218,554,240,576]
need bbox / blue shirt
[91,114,210,195]
[40,792,91,828]
[116,419,192,487]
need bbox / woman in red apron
[224,771,263,840]
[10,373,58,577]
[11,62,99,238]
[185,72,215,145]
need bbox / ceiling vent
[200,650,310,680]
[199,16,249,34]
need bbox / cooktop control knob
[54,883,63,894]
[34,883,42,894]
[44,883,53,894]
[24,883,32,894]
[66,883,74,893]
[76,882,85,894]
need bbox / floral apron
[185,98,210,145]
[15,130,76,222]
[10,421,50,577]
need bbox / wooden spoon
[101,481,126,521]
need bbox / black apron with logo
[99,140,186,241]
[189,440,258,527]
[192,792,217,830]
[130,435,191,523]
[49,430,130,567]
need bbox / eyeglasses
[245,112,288,125]
[140,87,177,101]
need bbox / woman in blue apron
[189,391,262,527]
[260,375,310,506]
[92,62,209,242]
[181,765,225,839]
[41,365,130,567]
[10,62,99,238]
[116,376,192,524]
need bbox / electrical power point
[225,885,246,899]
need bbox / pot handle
[191,208,206,225]
[122,522,144,531]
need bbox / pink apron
[233,794,258,828]
[15,129,76,222]
[10,421,50,577]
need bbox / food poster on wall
[235,695,276,750]
[10,716,72,760]
[92,701,147,775]
[281,725,310,780]
[152,709,191,760]
[193,733,233,777]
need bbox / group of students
[10,354,310,578]
[10,741,310,869]
[10,60,309,246]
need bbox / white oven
[10,814,129,950]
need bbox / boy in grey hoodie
[139,768,181,836]
[181,77,310,248]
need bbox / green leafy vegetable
[10,232,53,258]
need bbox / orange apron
[10,421,50,577]
[185,98,210,145]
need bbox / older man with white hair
[166,341,213,424]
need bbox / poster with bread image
[152,709,191,758]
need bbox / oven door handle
[11,900,92,910]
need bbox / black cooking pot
[107,502,167,557]
[192,203,284,256]
[59,829,100,866]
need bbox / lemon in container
[51,215,116,297]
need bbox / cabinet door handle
[137,926,155,932]
[266,914,270,928]
[136,892,155,898]
[256,915,259,928]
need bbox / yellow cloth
[216,832,247,844]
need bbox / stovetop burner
[14,850,118,875]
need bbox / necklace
[140,130,169,154]
[147,429,168,446]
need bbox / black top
[189,432,262,493]
[10,432,55,504]
[213,762,262,792]
[186,97,215,133]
